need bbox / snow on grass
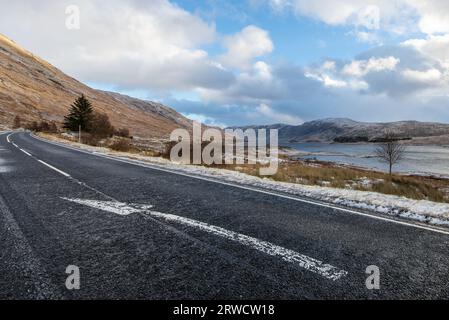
[38,133,449,228]
[149,162,449,226]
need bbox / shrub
[162,141,178,159]
[115,128,130,138]
[12,116,22,129]
[24,120,58,133]
[39,121,51,132]
[48,121,58,133]
[162,140,222,163]
[25,121,39,131]
[81,133,101,146]
[109,139,132,152]
[88,112,115,139]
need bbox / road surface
[0,131,448,299]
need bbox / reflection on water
[287,142,449,177]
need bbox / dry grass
[109,138,133,152]
[208,160,449,203]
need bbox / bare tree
[375,131,406,175]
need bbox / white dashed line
[6,133,70,177]
[38,160,71,177]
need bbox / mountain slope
[231,118,449,144]
[0,33,191,137]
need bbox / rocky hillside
[0,33,192,138]
[231,118,449,144]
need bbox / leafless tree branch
[375,131,407,175]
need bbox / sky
[1,0,449,126]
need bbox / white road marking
[5,133,70,177]
[20,149,32,157]
[32,133,449,236]
[38,160,71,177]
[147,211,348,281]
[62,197,153,216]
[61,197,348,281]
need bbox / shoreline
[280,144,449,179]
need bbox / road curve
[0,131,448,299]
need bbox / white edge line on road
[37,160,71,177]
[31,133,449,236]
[6,133,12,143]
[20,149,32,157]
[8,133,69,175]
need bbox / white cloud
[271,0,402,28]
[304,68,347,88]
[253,61,273,80]
[354,31,380,44]
[402,35,449,63]
[3,0,449,125]
[407,0,449,34]
[254,103,303,125]
[402,68,442,83]
[198,62,322,105]
[182,113,228,128]
[0,0,233,91]
[322,61,336,70]
[266,0,449,35]
[221,25,274,70]
[321,75,347,88]
[342,56,400,77]
[400,35,449,90]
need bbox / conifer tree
[63,94,93,131]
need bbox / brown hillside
[0,33,192,137]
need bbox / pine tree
[63,95,94,132]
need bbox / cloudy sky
[1,0,449,126]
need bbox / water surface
[287,142,449,177]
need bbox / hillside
[230,118,449,144]
[0,33,192,138]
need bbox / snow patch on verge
[127,160,449,228]
[38,133,449,228]
[99,152,449,228]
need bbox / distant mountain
[230,118,449,144]
[0,33,192,138]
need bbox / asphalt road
[1,131,449,299]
